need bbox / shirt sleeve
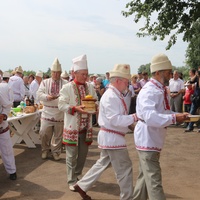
[37,80,49,102]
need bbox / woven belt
[0,126,9,134]
[100,127,125,137]
[41,117,64,122]
[44,105,58,108]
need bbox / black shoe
[74,184,92,200]
[10,172,17,180]
[184,129,193,132]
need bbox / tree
[138,63,150,75]
[122,0,200,49]
[185,19,200,69]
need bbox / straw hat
[150,53,172,73]
[110,64,131,80]
[3,71,10,78]
[61,70,69,78]
[51,58,62,72]
[36,70,43,78]
[15,66,23,74]
[72,54,88,72]
[96,77,103,83]
[131,74,138,79]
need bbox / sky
[0,0,188,75]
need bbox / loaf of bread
[24,106,37,113]
[81,95,96,112]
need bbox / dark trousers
[13,101,20,108]
[188,102,198,130]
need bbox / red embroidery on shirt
[150,80,170,110]
[108,85,128,114]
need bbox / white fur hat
[61,70,69,78]
[3,71,10,78]
[36,70,43,78]
[110,64,131,80]
[51,58,62,72]
[150,53,172,73]
[15,66,23,74]
[72,54,88,72]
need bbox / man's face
[51,71,61,81]
[23,77,29,84]
[74,70,88,84]
[106,73,110,79]
[142,73,148,80]
[173,72,179,80]
[160,70,172,86]
[117,77,129,93]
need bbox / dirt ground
[0,125,200,200]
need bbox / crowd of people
[0,53,199,200]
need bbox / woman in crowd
[129,74,141,114]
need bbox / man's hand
[0,114,6,124]
[47,95,60,101]
[74,105,88,114]
[175,113,190,123]
[74,105,97,114]
[0,114,4,124]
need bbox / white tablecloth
[8,111,41,148]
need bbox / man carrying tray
[58,54,98,191]
[133,53,190,200]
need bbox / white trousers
[0,130,16,174]
[77,148,134,200]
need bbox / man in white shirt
[0,72,17,180]
[8,66,25,107]
[73,64,138,200]
[29,71,43,102]
[133,53,189,200]
[37,58,68,161]
[58,55,98,191]
[168,70,185,113]
[23,76,30,97]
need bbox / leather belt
[0,126,9,134]
[170,92,178,93]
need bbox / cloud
[0,0,188,74]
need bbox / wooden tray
[184,115,200,122]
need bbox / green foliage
[137,63,190,80]
[23,70,36,76]
[122,0,200,49]
[185,19,200,69]
[44,67,51,77]
[173,65,190,80]
[137,63,151,75]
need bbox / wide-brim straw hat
[15,66,23,74]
